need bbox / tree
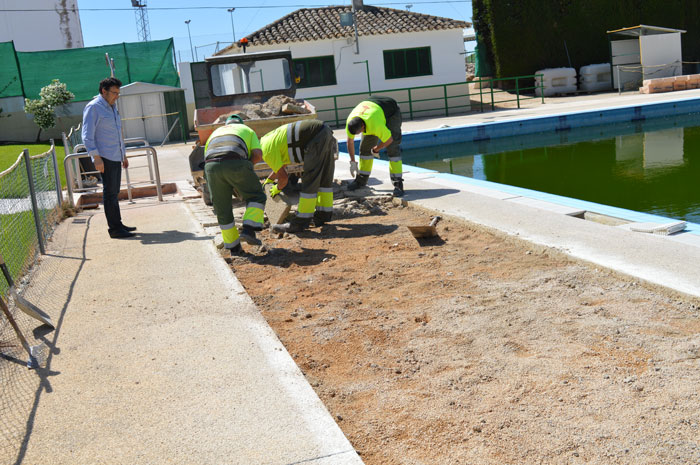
[24,79,74,142]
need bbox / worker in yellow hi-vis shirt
[260,119,337,234]
[204,115,266,255]
[345,96,404,196]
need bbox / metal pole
[227,8,236,43]
[185,20,194,62]
[617,65,622,95]
[160,116,180,146]
[351,2,359,54]
[23,150,45,255]
[49,139,63,205]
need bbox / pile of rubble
[215,95,311,123]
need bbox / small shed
[117,82,189,144]
[607,25,685,91]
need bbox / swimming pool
[340,96,700,230]
[402,113,700,224]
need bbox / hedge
[473,0,700,84]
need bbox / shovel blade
[11,289,54,328]
[407,225,437,238]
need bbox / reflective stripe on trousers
[242,201,265,229]
[297,192,317,218]
[358,155,373,176]
[220,221,240,249]
[316,187,333,213]
[389,156,403,180]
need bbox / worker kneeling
[346,96,404,197]
[261,119,337,234]
[204,115,266,255]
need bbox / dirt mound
[214,95,310,123]
[231,201,700,465]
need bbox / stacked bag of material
[579,63,612,92]
[639,75,700,94]
[535,68,577,97]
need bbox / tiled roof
[216,5,469,54]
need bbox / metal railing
[470,74,545,112]
[304,75,545,127]
[63,144,164,208]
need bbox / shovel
[407,216,441,239]
[0,251,54,329]
[0,295,47,368]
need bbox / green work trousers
[204,159,266,229]
[358,109,403,181]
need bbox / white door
[119,95,146,141]
[141,92,167,143]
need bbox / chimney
[352,0,364,11]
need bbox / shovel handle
[0,251,13,287]
[0,295,31,354]
[429,216,441,228]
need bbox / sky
[76,0,473,63]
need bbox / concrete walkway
[18,196,361,464]
[12,88,700,464]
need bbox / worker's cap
[225,114,244,125]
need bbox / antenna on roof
[131,0,151,42]
[406,4,413,11]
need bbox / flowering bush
[24,79,74,141]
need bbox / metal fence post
[50,139,63,205]
[23,149,46,255]
[333,96,339,127]
[408,88,414,120]
[443,85,449,116]
[515,77,521,109]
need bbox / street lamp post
[184,19,195,62]
[227,8,236,43]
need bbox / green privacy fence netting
[0,38,179,101]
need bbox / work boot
[228,244,244,256]
[239,225,262,245]
[313,211,333,227]
[392,179,405,197]
[271,218,310,234]
[347,174,369,191]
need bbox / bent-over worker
[345,96,404,197]
[204,115,266,255]
[260,119,337,233]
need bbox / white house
[0,0,84,51]
[211,1,470,123]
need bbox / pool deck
[16,89,699,465]
[332,88,700,298]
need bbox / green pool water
[402,115,700,224]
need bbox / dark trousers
[102,158,123,232]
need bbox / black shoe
[109,229,135,239]
[120,224,137,232]
[392,180,405,197]
[347,174,369,191]
[228,244,244,256]
[239,226,262,245]
[313,211,332,227]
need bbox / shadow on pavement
[402,188,461,200]
[137,230,213,245]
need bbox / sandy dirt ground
[232,194,700,465]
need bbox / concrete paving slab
[505,196,586,217]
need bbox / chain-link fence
[0,146,62,297]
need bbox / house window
[293,56,337,88]
[383,47,432,79]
